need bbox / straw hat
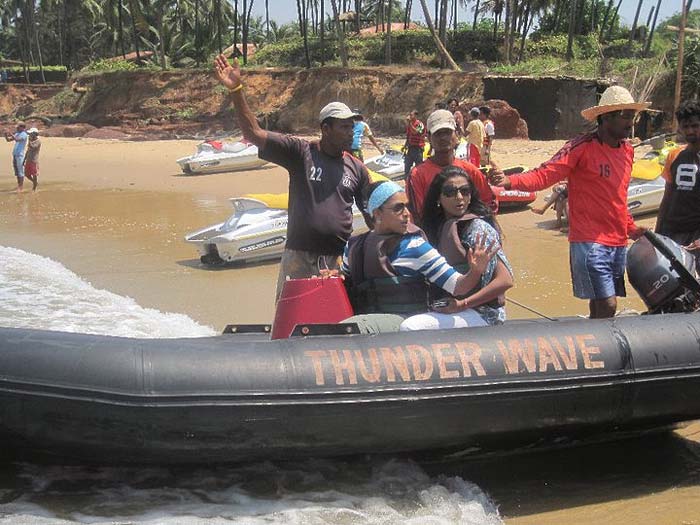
[581,86,651,122]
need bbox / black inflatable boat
[1,232,699,464]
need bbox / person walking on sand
[24,128,41,191]
[350,109,383,161]
[5,122,28,192]
[214,54,372,300]
[492,86,650,319]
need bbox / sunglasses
[441,185,471,198]
[382,202,408,214]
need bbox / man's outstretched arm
[214,54,268,150]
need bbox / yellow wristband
[230,84,243,93]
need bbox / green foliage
[602,38,641,58]
[81,59,140,72]
[5,66,68,72]
[525,34,599,60]
[252,28,501,67]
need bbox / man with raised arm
[214,55,371,299]
[493,86,650,318]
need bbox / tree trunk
[330,0,348,66]
[605,0,623,42]
[472,0,480,30]
[643,0,662,55]
[320,0,325,65]
[385,0,393,64]
[599,0,614,40]
[566,0,578,61]
[356,0,362,32]
[645,4,655,28]
[417,0,460,69]
[405,0,412,29]
[127,0,141,60]
[629,0,644,43]
[503,0,511,63]
[243,0,255,64]
[296,0,311,67]
[518,0,532,62]
[265,0,270,41]
[233,0,239,54]
[157,13,167,69]
[118,0,126,58]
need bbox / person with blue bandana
[341,180,498,334]
[5,122,28,193]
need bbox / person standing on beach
[406,109,496,224]
[654,99,700,272]
[447,98,465,137]
[492,86,650,318]
[4,122,28,192]
[465,107,484,167]
[403,110,426,179]
[350,110,383,161]
[24,128,41,191]
[214,54,371,300]
[479,106,496,165]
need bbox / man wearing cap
[214,54,371,299]
[493,85,650,318]
[465,107,484,167]
[24,128,41,191]
[4,122,28,192]
[350,110,383,161]
[406,109,496,224]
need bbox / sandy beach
[0,136,657,329]
[4,135,697,525]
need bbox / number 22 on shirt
[309,167,323,181]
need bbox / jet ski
[185,194,369,265]
[364,148,405,179]
[176,140,268,175]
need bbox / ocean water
[0,246,503,525]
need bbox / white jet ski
[627,175,665,217]
[176,140,268,175]
[185,194,369,265]
[363,149,406,179]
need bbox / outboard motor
[627,231,700,314]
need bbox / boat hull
[2,313,700,463]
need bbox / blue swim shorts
[569,242,627,300]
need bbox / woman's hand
[468,232,499,275]
[214,54,241,90]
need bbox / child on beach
[24,128,41,191]
[531,181,568,230]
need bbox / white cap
[27,127,39,134]
[319,102,357,123]
[426,109,456,134]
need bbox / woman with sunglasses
[400,166,513,330]
[341,180,498,334]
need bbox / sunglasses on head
[383,202,408,214]
[441,185,471,198]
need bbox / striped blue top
[342,233,459,294]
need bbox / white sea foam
[0,459,502,525]
[0,245,215,338]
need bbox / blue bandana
[367,181,404,215]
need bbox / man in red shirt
[494,86,650,318]
[406,109,496,224]
[403,110,426,179]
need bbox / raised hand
[468,232,499,275]
[214,54,241,91]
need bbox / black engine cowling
[627,232,700,314]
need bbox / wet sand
[1,136,697,524]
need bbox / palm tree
[418,0,460,69]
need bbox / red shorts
[469,144,481,168]
[24,161,38,177]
